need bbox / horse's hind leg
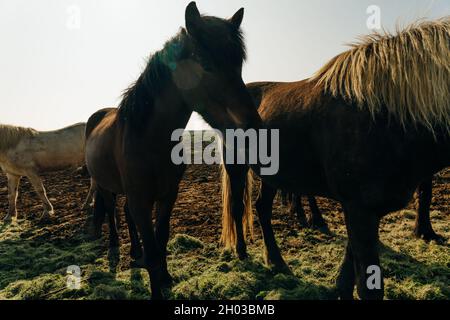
[124,200,142,261]
[4,174,21,222]
[256,181,291,273]
[280,190,288,206]
[290,194,308,227]
[127,193,163,300]
[414,177,442,241]
[343,203,383,300]
[97,189,119,248]
[307,196,329,232]
[27,172,54,220]
[106,194,119,248]
[82,178,97,210]
[154,188,179,286]
[92,190,106,239]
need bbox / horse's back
[2,122,87,174]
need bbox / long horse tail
[220,165,254,249]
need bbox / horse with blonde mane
[0,123,86,222]
[221,17,450,300]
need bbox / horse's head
[173,2,261,131]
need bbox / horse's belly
[31,148,83,172]
[13,133,85,172]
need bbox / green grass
[0,210,448,300]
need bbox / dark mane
[118,31,188,129]
[118,16,247,130]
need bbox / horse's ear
[185,1,203,36]
[229,8,244,29]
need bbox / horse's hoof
[88,233,101,241]
[338,293,355,300]
[2,215,12,224]
[108,245,120,255]
[161,272,174,287]
[130,248,143,261]
[416,230,445,243]
[311,223,331,234]
[237,250,249,261]
[38,215,53,224]
[151,292,164,300]
[109,239,120,249]
[130,257,146,269]
[265,255,293,275]
[297,217,309,228]
[272,263,294,275]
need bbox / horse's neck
[145,83,192,140]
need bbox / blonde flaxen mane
[0,124,37,153]
[312,17,450,133]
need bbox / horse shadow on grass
[378,241,449,287]
[0,216,448,300]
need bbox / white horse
[0,123,86,222]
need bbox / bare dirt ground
[0,165,448,300]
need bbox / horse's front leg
[256,181,291,274]
[4,174,21,222]
[124,200,142,261]
[336,242,355,300]
[154,188,179,286]
[343,203,383,300]
[27,172,54,220]
[414,177,442,241]
[127,193,163,300]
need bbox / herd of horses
[0,3,448,300]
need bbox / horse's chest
[153,163,186,197]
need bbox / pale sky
[0,0,448,131]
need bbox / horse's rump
[85,108,123,194]
[86,108,117,139]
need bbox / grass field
[0,166,448,300]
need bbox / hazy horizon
[0,0,448,131]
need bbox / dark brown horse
[221,18,450,300]
[280,177,444,241]
[85,2,260,299]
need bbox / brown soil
[0,165,448,250]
